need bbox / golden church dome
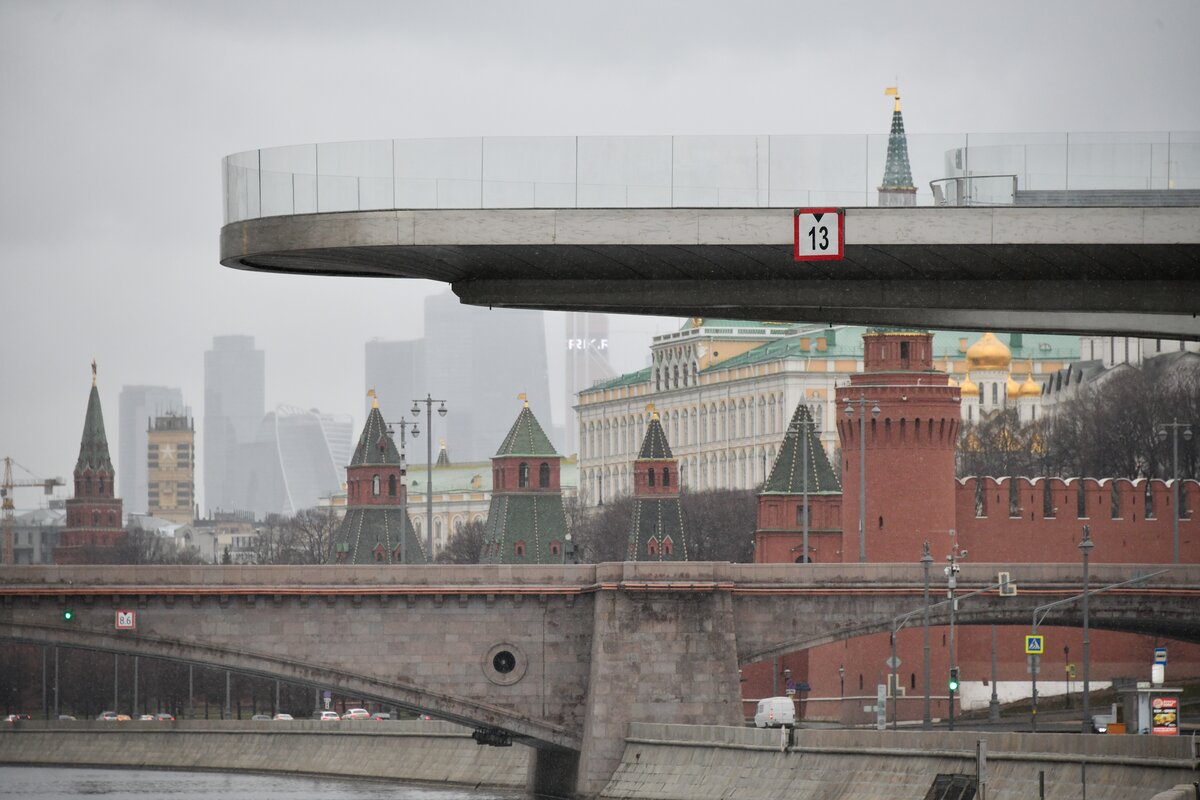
[959,376,980,397]
[966,332,1012,370]
[1006,376,1021,398]
[1020,374,1041,397]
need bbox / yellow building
[147,413,195,524]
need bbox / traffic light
[948,666,960,692]
[62,609,75,622]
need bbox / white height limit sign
[793,208,844,261]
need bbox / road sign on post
[794,208,844,261]
[1025,634,1044,654]
[1154,647,1168,664]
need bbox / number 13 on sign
[794,208,845,261]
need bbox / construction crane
[2,457,65,565]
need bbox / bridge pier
[576,575,743,797]
[528,747,579,798]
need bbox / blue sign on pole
[1154,647,1168,664]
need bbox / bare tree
[435,519,486,564]
[288,507,338,564]
[960,364,1198,481]
[570,495,634,563]
[680,488,757,562]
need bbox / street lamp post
[944,534,965,731]
[788,412,818,563]
[844,396,880,563]
[1079,525,1094,734]
[1156,420,1193,564]
[387,419,420,563]
[920,541,932,729]
[412,395,448,559]
[838,664,844,699]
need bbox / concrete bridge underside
[2,562,1197,795]
[220,207,1200,338]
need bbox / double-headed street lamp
[387,419,420,563]
[412,395,448,558]
[844,396,880,563]
[1156,420,1193,564]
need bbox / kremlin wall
[745,327,1198,723]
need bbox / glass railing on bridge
[223,132,1200,224]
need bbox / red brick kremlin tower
[55,363,126,564]
[482,397,570,564]
[755,402,842,564]
[331,392,425,564]
[626,407,689,561]
[836,329,961,562]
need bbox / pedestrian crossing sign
[1025,635,1044,654]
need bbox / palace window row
[580,394,798,460]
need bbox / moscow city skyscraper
[203,335,265,515]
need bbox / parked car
[753,697,796,728]
[315,711,340,721]
[272,713,294,721]
[138,714,156,721]
[250,714,271,721]
[154,713,174,721]
[371,712,391,721]
[98,711,120,721]
[343,708,370,720]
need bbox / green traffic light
[948,667,960,692]
[62,609,74,621]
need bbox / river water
[0,767,530,800]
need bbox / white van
[754,697,796,728]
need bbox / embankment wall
[0,719,529,788]
[601,724,1198,800]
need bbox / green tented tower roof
[495,404,559,457]
[763,403,841,495]
[76,382,114,474]
[350,404,402,466]
[638,415,673,460]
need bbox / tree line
[958,363,1198,480]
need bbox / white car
[273,713,293,721]
[343,707,371,720]
[315,711,340,721]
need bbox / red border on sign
[115,609,136,630]
[794,208,844,261]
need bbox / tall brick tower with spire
[836,330,960,562]
[754,403,842,564]
[331,392,425,564]
[55,363,126,564]
[626,407,688,561]
[878,86,917,207]
[483,397,570,564]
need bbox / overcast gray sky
[2,0,1198,508]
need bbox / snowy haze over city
[2,0,1198,512]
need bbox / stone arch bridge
[2,562,1196,796]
